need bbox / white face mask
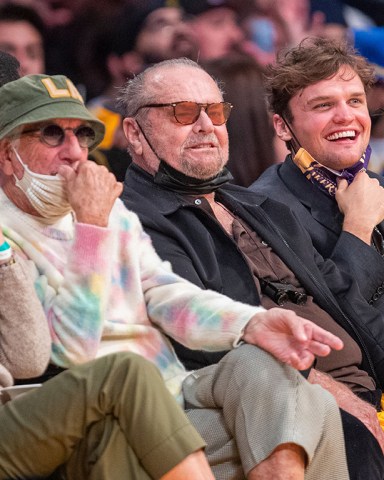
[12,146,72,220]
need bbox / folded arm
[0,250,50,382]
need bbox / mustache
[183,134,219,148]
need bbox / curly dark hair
[265,37,375,122]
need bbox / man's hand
[336,172,384,245]
[58,162,122,227]
[242,307,343,370]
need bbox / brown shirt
[192,196,376,394]
[232,217,375,394]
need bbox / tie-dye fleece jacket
[0,190,263,402]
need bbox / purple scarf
[292,146,371,196]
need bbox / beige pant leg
[184,345,349,480]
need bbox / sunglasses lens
[173,102,232,125]
[34,124,96,148]
[174,102,200,124]
[42,124,65,146]
[207,103,232,125]
[75,126,96,148]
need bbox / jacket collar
[125,163,269,215]
[279,156,343,234]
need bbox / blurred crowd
[1,0,384,184]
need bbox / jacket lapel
[279,158,343,235]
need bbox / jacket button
[194,199,202,205]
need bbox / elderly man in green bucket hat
[0,72,220,479]
[0,74,110,222]
[0,73,352,480]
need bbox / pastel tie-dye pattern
[0,190,262,402]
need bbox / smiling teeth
[327,130,356,140]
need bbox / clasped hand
[58,162,123,227]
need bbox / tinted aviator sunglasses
[20,124,97,149]
[136,101,233,126]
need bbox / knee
[222,345,304,387]
[107,352,161,379]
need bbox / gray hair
[117,57,224,120]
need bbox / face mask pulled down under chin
[12,147,72,220]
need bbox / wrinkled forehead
[145,65,223,102]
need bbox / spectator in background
[309,0,349,41]
[179,0,245,62]
[31,0,124,90]
[367,79,384,176]
[240,0,355,69]
[0,3,45,75]
[204,54,280,186]
[352,27,384,175]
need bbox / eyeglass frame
[16,123,97,149]
[135,101,233,126]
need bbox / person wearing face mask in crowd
[0,51,214,480]
[253,37,384,311]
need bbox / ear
[0,140,17,176]
[273,114,292,142]
[123,118,143,155]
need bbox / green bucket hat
[0,74,105,150]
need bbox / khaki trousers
[0,352,205,480]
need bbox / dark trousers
[340,409,384,479]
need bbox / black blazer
[252,156,384,309]
[123,164,384,387]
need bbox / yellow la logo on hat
[41,78,84,103]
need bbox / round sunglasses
[20,124,97,149]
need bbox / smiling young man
[253,37,384,311]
